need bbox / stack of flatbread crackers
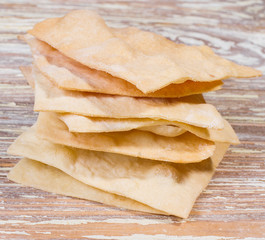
[7,10,261,218]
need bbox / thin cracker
[59,113,186,137]
[19,66,238,144]
[21,34,223,98]
[58,113,239,144]
[8,158,165,215]
[28,10,261,93]
[36,112,216,163]
[8,127,229,218]
[29,66,224,129]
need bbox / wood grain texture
[0,0,264,239]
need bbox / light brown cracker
[36,112,216,163]
[19,66,238,143]
[8,127,229,218]
[29,66,224,129]
[8,158,164,215]
[59,113,185,137]
[21,34,223,98]
[58,113,239,144]
[28,10,261,93]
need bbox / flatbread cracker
[7,127,229,218]
[36,112,216,163]
[8,158,165,215]
[59,113,185,137]
[58,113,239,144]
[29,66,225,129]
[28,10,261,93]
[19,66,239,143]
[21,34,223,98]
[18,66,239,144]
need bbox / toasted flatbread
[28,10,261,93]
[36,112,216,163]
[20,34,223,98]
[59,113,185,137]
[8,127,229,218]
[8,158,165,215]
[58,113,239,144]
[28,66,225,129]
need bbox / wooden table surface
[0,0,265,239]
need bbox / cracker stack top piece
[28,10,261,94]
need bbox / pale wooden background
[0,0,265,239]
